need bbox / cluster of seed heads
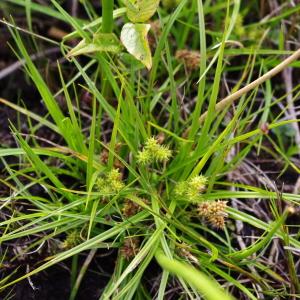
[96,169,124,195]
[137,137,172,165]
[197,200,228,229]
[122,199,141,217]
[175,175,208,202]
[122,198,149,218]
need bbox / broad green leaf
[67,33,122,57]
[120,23,152,70]
[125,0,160,22]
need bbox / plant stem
[102,0,114,33]
[101,0,114,99]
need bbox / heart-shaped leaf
[125,0,160,23]
[67,33,122,57]
[120,23,152,70]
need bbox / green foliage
[67,33,122,57]
[124,0,160,23]
[1,0,300,299]
[65,0,159,68]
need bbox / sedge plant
[0,0,300,299]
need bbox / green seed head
[188,175,207,193]
[155,145,172,162]
[137,149,152,165]
[96,169,124,195]
[137,137,172,165]
[175,175,208,202]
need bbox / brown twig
[198,48,300,124]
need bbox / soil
[2,252,117,300]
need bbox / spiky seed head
[122,199,140,217]
[174,175,207,202]
[155,146,172,162]
[175,175,207,202]
[96,169,124,195]
[145,137,160,152]
[120,237,139,260]
[107,168,122,182]
[111,180,125,192]
[197,202,211,217]
[188,175,208,193]
[138,137,172,165]
[208,200,228,214]
[137,149,152,165]
[208,215,226,229]
[198,200,227,215]
[174,181,187,197]
[96,178,108,192]
[61,231,81,249]
[186,188,201,202]
[197,200,228,230]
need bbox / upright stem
[102,0,114,33]
[101,0,114,99]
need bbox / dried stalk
[198,48,300,124]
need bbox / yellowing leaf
[120,23,152,70]
[67,33,122,57]
[125,0,160,23]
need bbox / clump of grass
[0,0,300,299]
